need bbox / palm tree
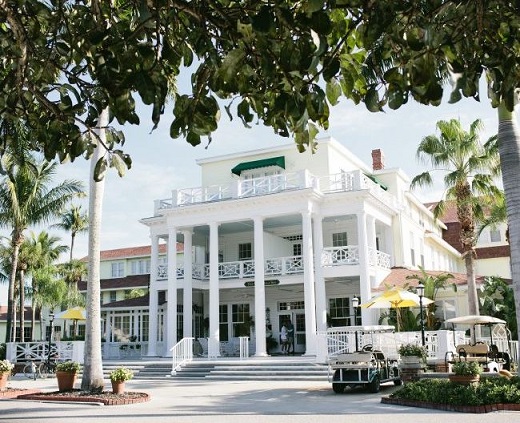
[23,231,68,340]
[411,119,502,318]
[52,205,88,261]
[0,123,84,342]
[406,266,456,330]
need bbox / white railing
[239,336,249,359]
[171,337,195,374]
[154,169,399,214]
[159,255,304,281]
[8,341,75,363]
[322,246,359,266]
[318,327,467,364]
[368,247,391,269]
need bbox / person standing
[286,320,295,355]
[280,322,288,354]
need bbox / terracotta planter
[111,380,126,394]
[448,374,481,385]
[0,372,9,391]
[56,371,77,391]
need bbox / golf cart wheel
[332,383,345,394]
[368,376,381,393]
[394,378,402,386]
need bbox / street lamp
[47,312,55,360]
[416,283,425,346]
[351,296,360,351]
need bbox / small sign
[244,279,280,287]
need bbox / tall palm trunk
[497,102,520,356]
[6,236,22,342]
[19,268,25,341]
[70,233,76,261]
[81,108,108,392]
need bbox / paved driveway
[1,376,519,423]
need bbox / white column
[313,214,327,332]
[166,227,178,357]
[183,229,194,338]
[302,211,317,355]
[147,234,159,356]
[253,216,267,356]
[357,211,374,324]
[208,222,220,358]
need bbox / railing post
[239,336,249,359]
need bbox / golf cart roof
[444,315,506,325]
[327,325,395,333]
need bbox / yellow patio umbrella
[54,307,86,339]
[360,288,434,331]
[54,306,87,321]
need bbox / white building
[140,137,463,358]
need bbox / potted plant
[398,343,428,364]
[449,361,482,385]
[109,366,134,394]
[0,359,14,391]
[55,361,81,391]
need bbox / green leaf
[310,11,332,35]
[93,158,107,182]
[305,0,325,13]
[326,78,341,106]
[365,87,381,112]
[252,6,273,33]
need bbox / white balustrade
[171,337,194,374]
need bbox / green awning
[231,156,285,176]
[364,173,388,191]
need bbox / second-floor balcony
[154,170,396,215]
[156,246,391,281]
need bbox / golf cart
[327,325,402,393]
[444,315,512,372]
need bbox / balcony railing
[153,169,397,214]
[156,249,390,281]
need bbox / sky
[1,74,515,267]
[46,86,513,261]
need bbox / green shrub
[0,344,6,360]
[398,343,427,361]
[391,377,520,406]
[0,359,14,374]
[56,361,81,373]
[109,367,134,382]
[452,361,482,376]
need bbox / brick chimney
[371,149,385,170]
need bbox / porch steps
[171,361,328,381]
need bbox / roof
[78,274,149,291]
[378,266,503,291]
[101,293,166,309]
[80,243,182,261]
[424,201,459,223]
[0,306,40,322]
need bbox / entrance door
[278,312,306,354]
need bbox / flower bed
[383,376,520,413]
[18,389,150,406]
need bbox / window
[410,232,416,266]
[131,259,150,275]
[219,304,229,342]
[110,291,117,302]
[232,303,251,337]
[293,243,302,256]
[332,232,348,247]
[490,229,502,243]
[238,243,252,260]
[111,261,124,278]
[328,297,360,326]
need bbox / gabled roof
[378,266,507,291]
[0,306,40,322]
[78,274,149,291]
[80,243,182,261]
[100,293,166,309]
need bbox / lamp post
[47,312,55,360]
[352,296,360,351]
[417,283,425,346]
